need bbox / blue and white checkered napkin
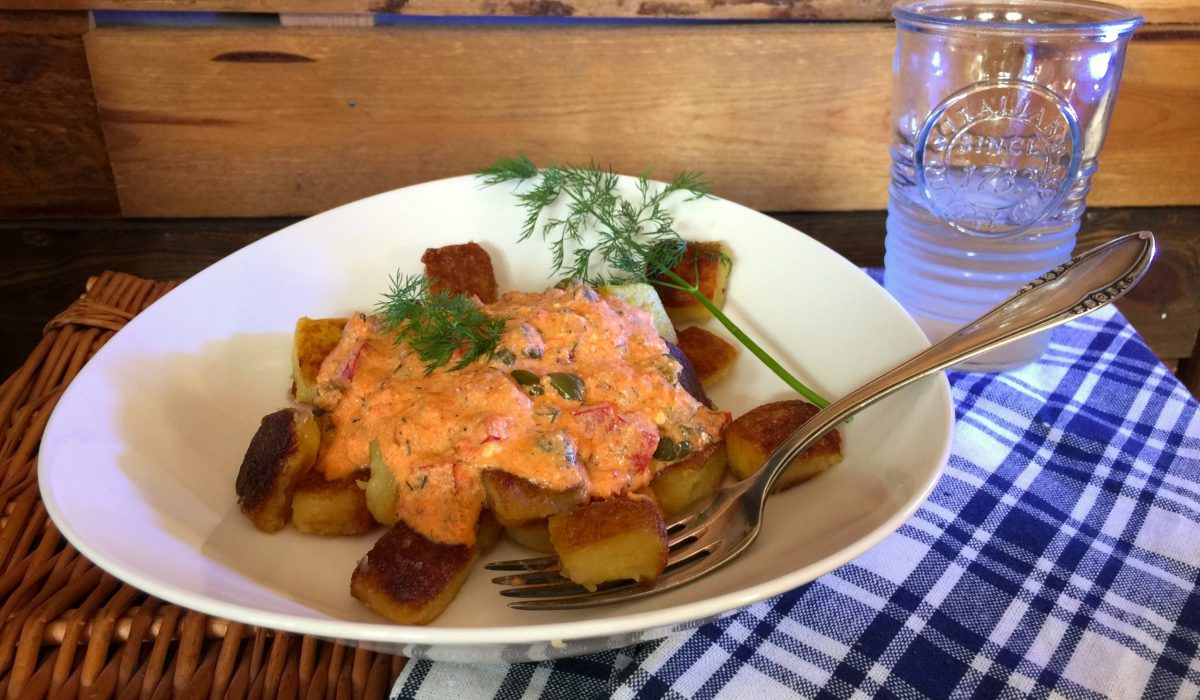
[393,305,1200,699]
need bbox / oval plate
[39,175,953,662]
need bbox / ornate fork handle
[745,231,1156,509]
[491,232,1156,610]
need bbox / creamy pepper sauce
[312,283,728,546]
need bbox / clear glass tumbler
[882,0,1142,370]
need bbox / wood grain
[0,12,119,217]
[84,24,1200,218]
[2,208,1195,384]
[6,0,1199,23]
[1098,29,1200,205]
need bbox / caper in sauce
[653,436,692,461]
[511,369,545,396]
[547,372,585,401]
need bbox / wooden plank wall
[1,1,1196,219]
[6,0,1200,22]
[0,12,118,217]
[79,24,1200,217]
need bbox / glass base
[909,313,1051,372]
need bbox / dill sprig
[481,155,707,287]
[375,274,506,374]
[478,155,829,408]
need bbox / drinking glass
[882,0,1143,370]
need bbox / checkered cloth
[392,304,1200,699]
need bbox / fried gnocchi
[236,239,843,624]
[725,400,843,491]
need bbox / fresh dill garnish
[480,155,707,287]
[478,155,830,408]
[375,274,506,374]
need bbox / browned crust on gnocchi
[481,469,587,527]
[548,495,668,589]
[653,241,730,324]
[350,521,478,625]
[649,439,728,516]
[421,241,499,303]
[236,408,320,532]
[675,326,737,388]
[725,400,843,491]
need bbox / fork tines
[483,524,722,610]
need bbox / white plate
[39,174,953,662]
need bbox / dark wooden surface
[3,208,1198,389]
[0,12,119,218]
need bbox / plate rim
[38,173,954,652]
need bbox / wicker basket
[0,272,403,699]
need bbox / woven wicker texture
[0,272,403,699]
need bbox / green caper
[674,440,692,459]
[653,437,692,461]
[653,436,677,461]
[547,372,585,401]
[511,369,540,386]
[511,369,545,397]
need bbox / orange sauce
[313,283,728,546]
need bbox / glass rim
[893,0,1144,35]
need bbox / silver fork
[486,231,1157,610]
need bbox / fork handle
[747,231,1157,503]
